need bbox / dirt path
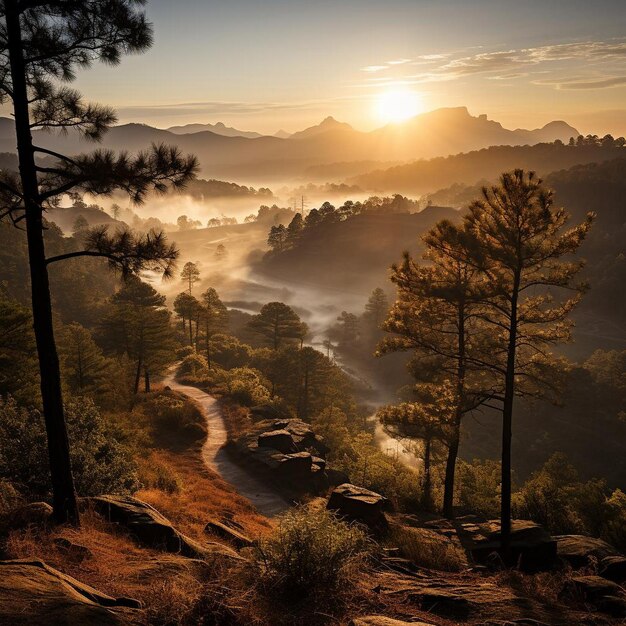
[163,370,291,518]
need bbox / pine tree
[247,302,307,349]
[173,291,199,346]
[379,221,497,518]
[267,224,288,253]
[100,277,175,395]
[465,169,594,552]
[286,213,304,248]
[0,0,196,524]
[363,287,389,334]
[180,261,200,294]
[199,287,228,368]
[57,322,111,399]
[336,311,360,348]
[377,385,454,508]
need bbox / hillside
[0,108,580,181]
[352,142,626,194]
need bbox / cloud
[361,65,387,73]
[536,76,626,90]
[358,40,626,90]
[387,58,411,65]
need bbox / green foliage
[247,302,307,349]
[512,453,626,550]
[220,367,271,407]
[179,352,209,376]
[254,506,372,599]
[0,293,39,404]
[457,458,501,518]
[143,392,206,443]
[0,396,138,499]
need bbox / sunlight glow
[375,88,424,124]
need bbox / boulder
[555,534,620,568]
[276,451,313,476]
[272,418,330,454]
[7,502,53,529]
[204,520,253,549]
[0,559,143,625]
[562,575,626,617]
[470,520,557,571]
[250,404,284,420]
[87,495,240,561]
[599,555,626,583]
[257,429,297,453]
[327,483,388,530]
[53,537,93,563]
[326,467,351,486]
[350,617,435,626]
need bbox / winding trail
[163,370,291,518]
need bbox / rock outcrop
[562,575,626,617]
[460,519,557,571]
[0,559,143,625]
[204,519,253,549]
[7,501,53,529]
[326,483,388,531]
[555,534,620,567]
[87,495,240,561]
[233,418,331,494]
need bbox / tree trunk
[422,436,433,509]
[188,317,193,346]
[443,300,466,519]
[134,356,143,395]
[144,368,150,393]
[501,270,521,556]
[5,0,79,525]
[205,320,212,369]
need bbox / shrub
[0,396,139,499]
[143,392,206,443]
[0,480,22,515]
[137,453,182,494]
[175,345,195,360]
[457,458,501,518]
[178,353,208,376]
[254,506,372,600]
[220,367,271,407]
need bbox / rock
[204,520,253,549]
[0,559,143,625]
[276,451,313,475]
[327,483,388,530]
[555,534,620,568]
[326,467,351,486]
[599,555,626,583]
[272,418,330,454]
[562,575,626,617]
[7,502,53,529]
[53,537,93,563]
[377,569,585,624]
[469,520,557,571]
[87,495,240,561]
[257,429,297,453]
[350,617,435,626]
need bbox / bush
[457,458,501,518]
[178,352,208,376]
[137,454,182,494]
[220,367,271,407]
[0,396,139,499]
[254,506,372,600]
[175,345,195,360]
[143,392,206,443]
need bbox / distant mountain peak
[166,121,263,139]
[290,116,353,139]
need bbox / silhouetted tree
[466,169,593,553]
[100,277,175,395]
[180,261,200,294]
[214,243,227,260]
[199,288,228,368]
[173,291,199,346]
[363,287,389,335]
[247,302,306,349]
[0,0,196,524]
[267,224,288,253]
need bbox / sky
[66,0,626,135]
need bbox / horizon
[2,0,626,136]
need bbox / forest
[0,1,625,626]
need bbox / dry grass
[386,524,464,572]
[219,401,253,441]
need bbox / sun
[375,88,423,124]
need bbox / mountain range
[0,107,579,182]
